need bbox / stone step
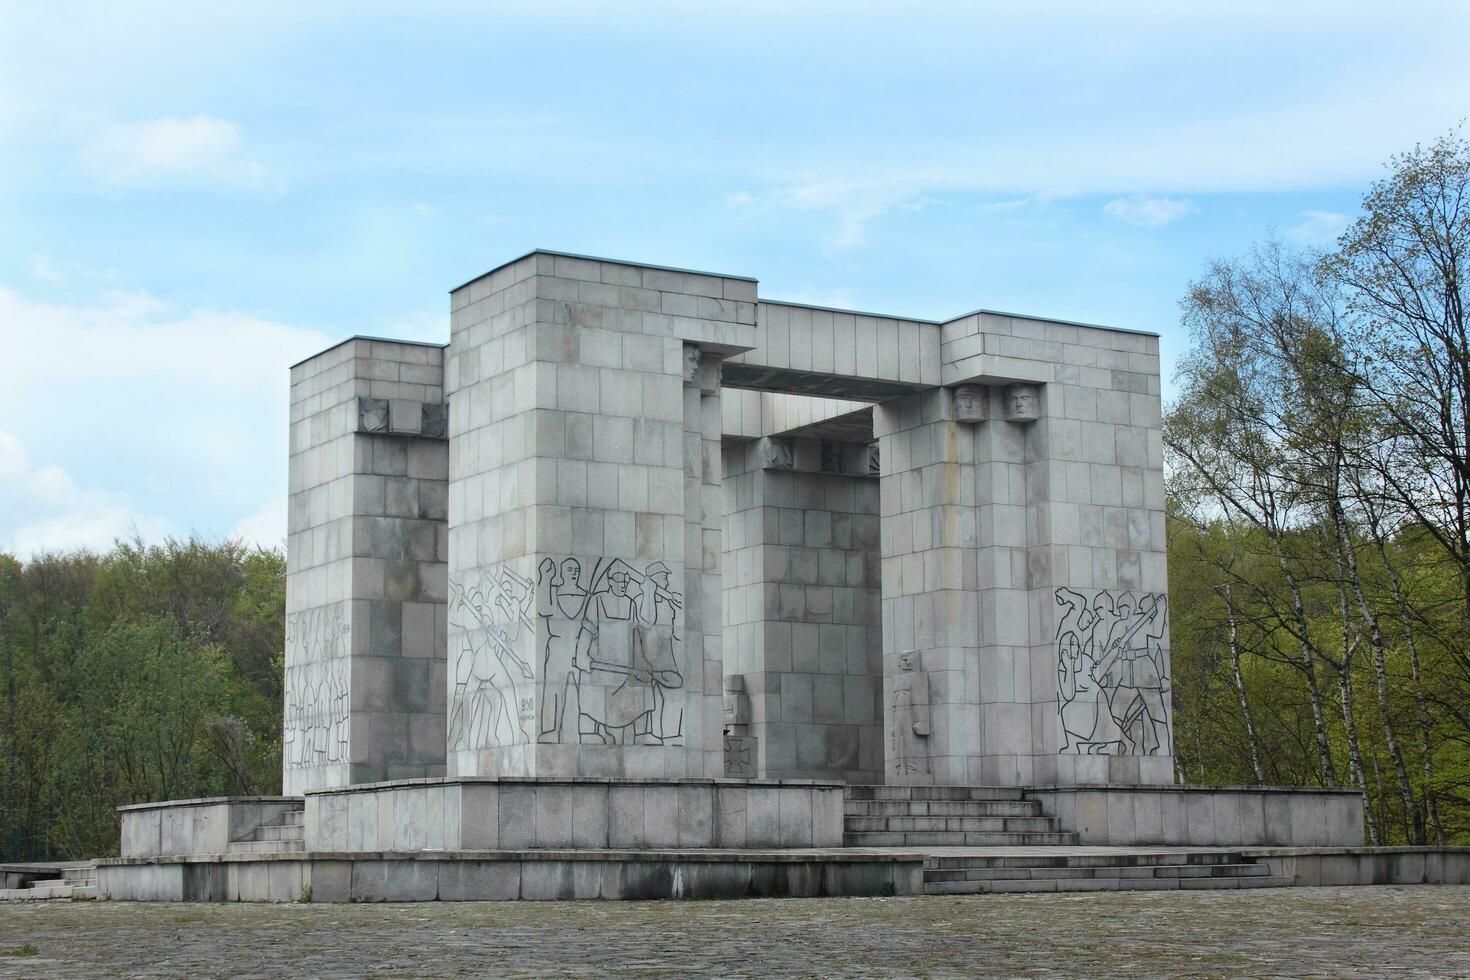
[62,865,97,885]
[227,839,305,854]
[845,830,1082,847]
[280,810,306,826]
[843,800,1043,818]
[925,863,1270,883]
[845,785,1026,802]
[0,884,73,900]
[69,885,98,900]
[925,851,1245,870]
[256,824,305,842]
[924,874,1294,895]
[845,815,1062,834]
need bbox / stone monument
[97,249,1373,904]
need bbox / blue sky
[2,0,1467,555]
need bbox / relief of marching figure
[447,566,538,751]
[538,557,684,746]
[283,604,351,769]
[449,556,685,750]
[1054,588,1171,756]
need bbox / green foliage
[1167,128,1470,845]
[1169,516,1470,842]
[0,538,284,861]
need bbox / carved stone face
[682,345,702,384]
[898,652,918,672]
[1006,384,1040,421]
[762,438,794,470]
[560,559,580,587]
[609,571,630,597]
[952,384,988,423]
[358,397,389,433]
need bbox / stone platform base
[1026,784,1365,847]
[96,849,923,902]
[93,845,1470,902]
[306,777,845,852]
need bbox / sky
[2,0,1467,556]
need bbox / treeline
[0,539,285,861]
[1166,132,1470,844]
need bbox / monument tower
[283,249,1176,793]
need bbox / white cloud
[1285,209,1350,245]
[730,177,933,249]
[79,115,267,190]
[230,497,287,551]
[977,197,1033,214]
[0,282,333,558]
[0,286,329,389]
[28,255,66,283]
[0,429,174,557]
[1102,196,1197,227]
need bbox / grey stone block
[352,860,439,902]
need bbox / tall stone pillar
[284,338,449,794]
[876,310,1174,787]
[874,389,982,785]
[444,251,756,778]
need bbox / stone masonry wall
[284,339,448,793]
[445,252,754,778]
[722,437,883,783]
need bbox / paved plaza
[2,886,1466,977]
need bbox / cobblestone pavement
[1,886,1466,977]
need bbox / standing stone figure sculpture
[1005,384,1041,421]
[952,384,989,423]
[890,651,931,776]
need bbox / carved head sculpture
[682,345,703,384]
[762,437,794,471]
[645,561,672,590]
[952,384,988,423]
[560,558,581,587]
[1005,384,1041,421]
[609,569,630,596]
[358,397,390,433]
[898,651,920,672]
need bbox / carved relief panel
[1053,588,1171,756]
[448,556,687,751]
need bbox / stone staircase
[228,808,305,854]
[0,864,97,901]
[922,850,1291,894]
[844,786,1080,847]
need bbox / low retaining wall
[1027,785,1364,847]
[304,777,845,851]
[119,797,302,858]
[1249,846,1470,886]
[96,850,923,902]
[1,864,65,889]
